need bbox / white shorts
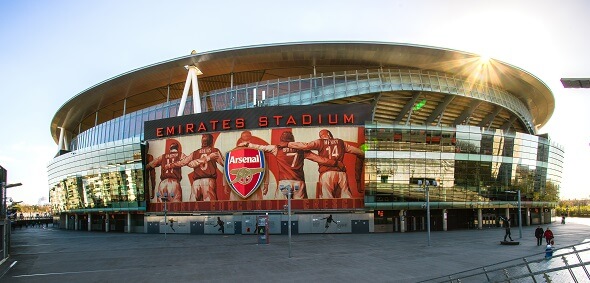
[157,178,182,202]
[191,178,217,201]
[319,171,351,198]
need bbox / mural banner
[145,126,365,211]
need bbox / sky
[1,0,589,205]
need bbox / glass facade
[364,123,563,206]
[71,103,179,150]
[48,138,145,213]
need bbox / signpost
[418,179,437,247]
[505,190,522,239]
[157,192,174,240]
[281,184,299,258]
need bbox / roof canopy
[51,41,554,143]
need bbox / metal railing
[69,68,538,151]
[419,242,590,282]
[200,69,535,133]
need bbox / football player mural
[146,139,185,202]
[144,105,368,211]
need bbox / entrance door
[352,220,369,233]
[190,221,204,234]
[234,221,242,234]
[281,221,299,235]
[147,222,159,233]
[80,218,88,231]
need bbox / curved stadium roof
[50,41,554,144]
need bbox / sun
[478,55,491,65]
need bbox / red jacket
[544,229,554,240]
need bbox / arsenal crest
[224,148,266,199]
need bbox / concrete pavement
[1,218,588,283]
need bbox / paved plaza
[1,218,588,283]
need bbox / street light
[281,184,300,258]
[560,78,590,88]
[156,192,174,240]
[505,190,522,239]
[3,183,22,188]
[418,179,437,247]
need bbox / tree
[541,181,559,202]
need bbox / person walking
[544,227,554,245]
[503,217,513,241]
[534,225,544,246]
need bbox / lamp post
[505,190,522,239]
[281,184,300,258]
[157,192,174,240]
[517,190,522,239]
[418,179,437,247]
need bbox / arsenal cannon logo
[224,148,266,199]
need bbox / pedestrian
[545,240,554,259]
[502,217,513,241]
[534,225,544,246]
[544,227,554,245]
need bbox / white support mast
[177,64,203,116]
[57,127,65,151]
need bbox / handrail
[418,242,590,282]
[202,69,535,133]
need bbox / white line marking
[13,268,126,278]
[0,260,17,279]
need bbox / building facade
[48,42,562,234]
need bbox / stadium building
[48,42,562,234]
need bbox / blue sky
[1,0,589,204]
